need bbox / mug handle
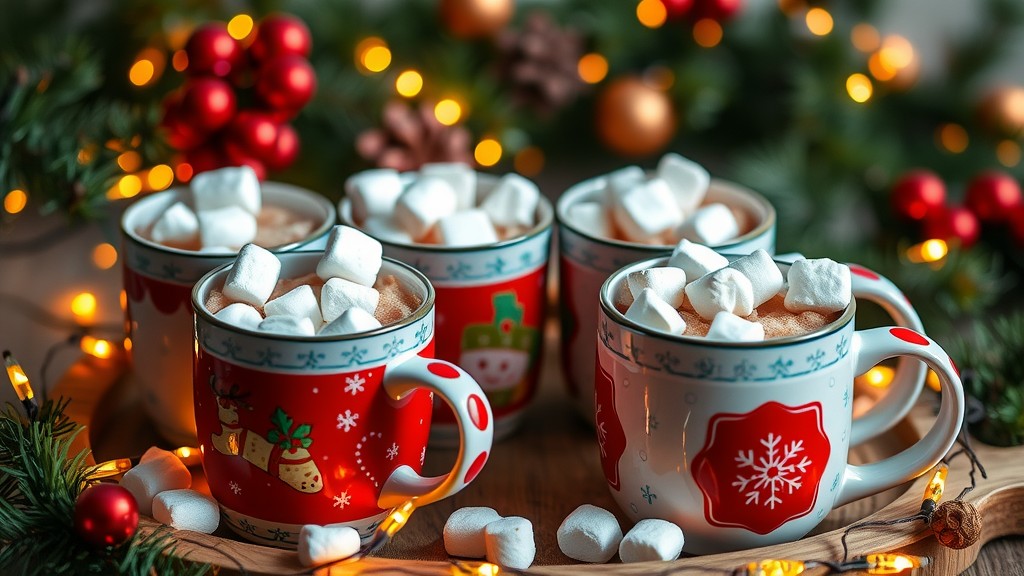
[834,327,964,507]
[376,356,494,509]
[847,264,928,446]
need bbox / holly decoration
[73,483,139,548]
[160,13,316,179]
[266,407,313,453]
[660,0,744,22]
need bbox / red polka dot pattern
[890,327,929,346]
[464,451,488,484]
[849,265,880,280]
[468,394,489,431]
[428,362,461,379]
[950,356,960,377]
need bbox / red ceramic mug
[192,252,494,547]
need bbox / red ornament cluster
[660,0,744,22]
[74,483,139,548]
[891,168,1024,249]
[160,14,315,180]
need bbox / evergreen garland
[952,313,1024,447]
[0,399,209,575]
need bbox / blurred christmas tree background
[2,0,1023,442]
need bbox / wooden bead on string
[930,500,982,550]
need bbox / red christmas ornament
[181,78,237,133]
[661,0,695,19]
[160,94,206,150]
[891,170,947,221]
[266,123,300,171]
[255,55,317,112]
[73,484,139,548]
[185,23,242,77]
[250,14,312,63]
[693,0,744,21]
[226,110,280,163]
[1008,206,1024,247]
[965,170,1022,223]
[222,144,268,181]
[186,144,227,176]
[922,205,981,249]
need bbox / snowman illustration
[458,292,540,408]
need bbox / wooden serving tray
[56,326,1024,576]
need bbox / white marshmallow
[612,178,684,242]
[728,249,784,308]
[627,267,687,308]
[316,225,383,287]
[657,153,709,215]
[223,244,282,307]
[257,315,316,336]
[394,177,459,240]
[139,446,175,464]
[264,285,323,326]
[444,507,503,558]
[152,489,220,534]
[191,166,261,214]
[150,202,199,245]
[345,169,404,222]
[197,205,257,249]
[484,516,535,570]
[677,203,740,246]
[625,288,686,335]
[119,451,192,516]
[297,525,361,567]
[618,519,684,563]
[438,209,499,247]
[480,173,540,228]
[214,302,264,331]
[706,312,765,342]
[362,216,414,244]
[685,267,755,320]
[774,252,806,264]
[319,307,382,336]
[321,278,380,323]
[420,162,477,210]
[556,504,623,564]
[668,239,729,282]
[784,258,852,314]
[602,166,645,204]
[567,202,613,239]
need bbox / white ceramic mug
[595,256,964,554]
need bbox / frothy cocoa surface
[143,203,318,251]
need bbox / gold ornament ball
[440,0,515,38]
[595,77,677,157]
[978,85,1024,138]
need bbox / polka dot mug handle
[376,356,493,509]
[835,327,964,507]
[847,263,928,446]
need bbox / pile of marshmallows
[346,162,540,246]
[120,447,218,534]
[624,241,852,341]
[146,166,273,250]
[214,225,386,336]
[565,153,739,245]
[443,504,685,570]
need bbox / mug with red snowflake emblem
[595,256,965,553]
[192,252,493,548]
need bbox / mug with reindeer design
[192,252,493,548]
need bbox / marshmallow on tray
[150,202,199,245]
[319,307,382,336]
[393,177,459,240]
[223,244,282,307]
[627,267,687,308]
[707,311,765,342]
[612,178,684,242]
[480,173,540,229]
[657,153,710,215]
[316,225,383,287]
[120,450,192,516]
[345,169,404,222]
[298,525,361,567]
[625,288,686,335]
[198,205,257,249]
[152,489,220,534]
[444,507,503,558]
[420,162,477,210]
[668,239,729,282]
[321,278,380,323]
[728,249,784,308]
[784,258,852,314]
[264,285,323,326]
[556,504,623,564]
[484,516,535,570]
[685,267,755,320]
[214,302,264,331]
[438,209,499,247]
[676,203,739,246]
[191,166,261,215]
[258,315,316,336]
[566,201,613,239]
[618,519,685,563]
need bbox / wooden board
[55,323,1024,576]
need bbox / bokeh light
[148,164,175,190]
[637,0,667,29]
[71,292,97,322]
[227,14,254,40]
[937,123,968,154]
[92,243,118,270]
[474,139,503,167]
[693,19,723,48]
[4,189,27,214]
[805,8,834,36]
[846,73,873,103]
[434,99,463,126]
[395,70,424,97]
[578,53,609,84]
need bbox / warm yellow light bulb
[363,46,392,73]
[4,189,27,214]
[227,14,254,40]
[906,239,948,264]
[4,354,32,402]
[173,446,202,467]
[474,139,503,167]
[89,458,134,480]
[742,559,807,576]
[395,70,424,97]
[148,164,175,190]
[922,463,948,505]
[118,174,143,198]
[864,553,926,574]
[71,292,97,322]
[846,73,873,103]
[81,336,113,359]
[578,53,609,84]
[859,365,895,388]
[434,99,463,126]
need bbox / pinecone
[356,100,473,171]
[496,11,584,114]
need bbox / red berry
[965,170,1022,223]
[181,77,237,133]
[922,205,980,249]
[255,55,316,111]
[250,14,312,63]
[185,23,242,77]
[891,170,947,221]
